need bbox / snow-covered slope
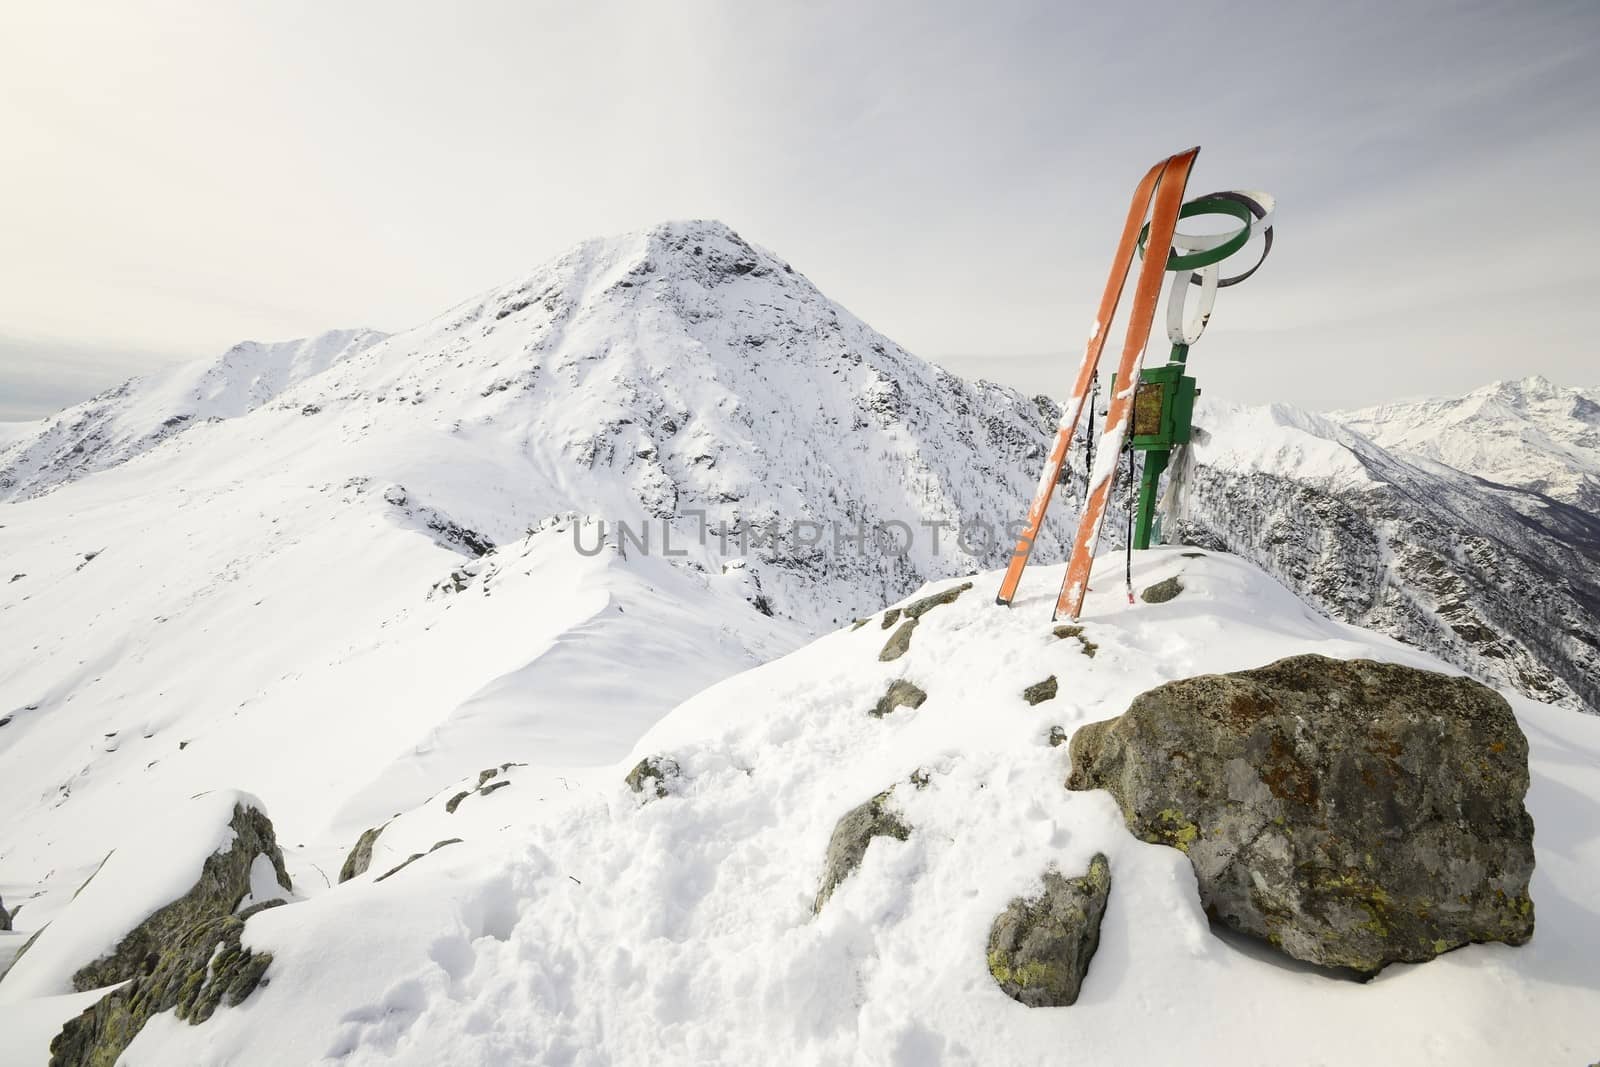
[68,553,1600,1067]
[1335,375,1600,513]
[1182,400,1600,716]
[0,222,1078,972]
[0,329,388,501]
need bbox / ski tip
[994,595,1012,608]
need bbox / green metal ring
[1139,195,1253,271]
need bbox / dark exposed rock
[813,790,911,913]
[1140,576,1184,603]
[871,679,927,718]
[51,902,286,1067]
[47,804,292,1067]
[72,804,291,992]
[1052,625,1098,658]
[1023,677,1058,705]
[987,854,1111,1007]
[625,756,680,799]
[0,892,9,930]
[902,581,973,620]
[374,839,463,883]
[445,790,472,814]
[880,608,902,630]
[879,619,918,661]
[1048,725,1069,747]
[338,824,387,883]
[1067,654,1536,975]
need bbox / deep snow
[74,552,1600,1067]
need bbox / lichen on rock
[987,854,1111,1007]
[46,803,293,1067]
[51,902,286,1067]
[1023,676,1058,705]
[871,678,927,718]
[71,804,291,992]
[1068,654,1536,976]
[1052,625,1097,658]
[813,790,911,913]
[1140,576,1184,603]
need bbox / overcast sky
[3,1,1597,421]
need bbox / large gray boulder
[987,854,1111,1007]
[1067,654,1535,976]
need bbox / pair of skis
[994,147,1199,620]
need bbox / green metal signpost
[1126,190,1274,549]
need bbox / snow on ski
[1055,146,1199,620]
[994,154,1172,606]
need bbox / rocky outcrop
[878,582,973,662]
[51,901,284,1067]
[1023,677,1058,705]
[1140,576,1183,604]
[1068,654,1536,975]
[446,768,514,814]
[879,619,918,661]
[48,803,293,1066]
[813,790,910,913]
[373,839,463,883]
[871,679,927,718]
[338,824,387,883]
[625,756,681,799]
[71,804,291,991]
[987,854,1111,1007]
[0,892,10,931]
[1052,625,1098,658]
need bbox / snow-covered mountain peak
[0,327,387,501]
[1191,400,1376,486]
[1335,374,1600,509]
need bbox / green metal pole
[1133,449,1170,549]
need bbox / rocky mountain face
[1180,402,1600,715]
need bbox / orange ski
[993,155,1174,606]
[1054,146,1200,620]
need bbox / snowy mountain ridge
[1336,374,1600,512]
[0,222,1079,995]
[1185,397,1600,715]
[0,328,389,502]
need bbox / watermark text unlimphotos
[571,510,1037,559]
